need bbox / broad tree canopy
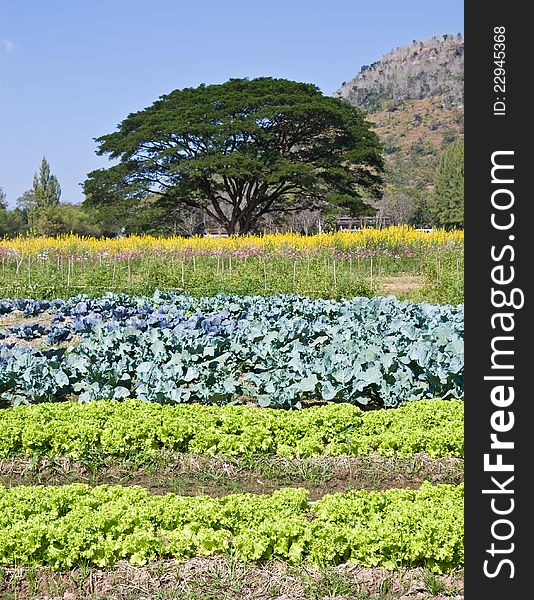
[84,77,384,234]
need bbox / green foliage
[310,482,464,570]
[82,195,206,237]
[420,252,464,305]
[0,208,27,237]
[22,157,62,233]
[84,77,384,234]
[33,203,102,237]
[0,203,112,239]
[0,399,464,459]
[32,157,61,208]
[428,140,464,228]
[0,293,464,408]
[0,248,466,303]
[1,159,103,237]
[0,482,464,570]
[0,253,385,300]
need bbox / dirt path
[378,274,425,299]
[0,453,464,500]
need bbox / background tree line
[1,143,463,238]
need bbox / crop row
[0,228,464,258]
[0,293,464,408]
[0,399,464,459]
[0,229,464,301]
[0,482,463,570]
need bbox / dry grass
[378,274,425,298]
[0,453,464,500]
[0,557,464,600]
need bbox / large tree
[429,140,464,228]
[84,77,384,234]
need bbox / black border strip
[465,2,530,596]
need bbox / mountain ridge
[334,34,464,111]
[333,34,464,224]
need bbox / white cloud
[2,39,14,52]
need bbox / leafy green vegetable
[1,293,464,409]
[0,399,463,459]
[0,482,463,571]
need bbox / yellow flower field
[0,226,463,257]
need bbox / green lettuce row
[0,482,463,571]
[0,399,463,459]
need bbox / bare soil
[0,453,463,500]
[0,311,80,348]
[0,557,464,600]
[378,274,425,297]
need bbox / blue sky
[0,0,463,207]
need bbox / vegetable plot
[0,292,463,408]
[0,482,463,571]
[0,399,464,459]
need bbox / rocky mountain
[334,34,463,111]
[334,35,464,224]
